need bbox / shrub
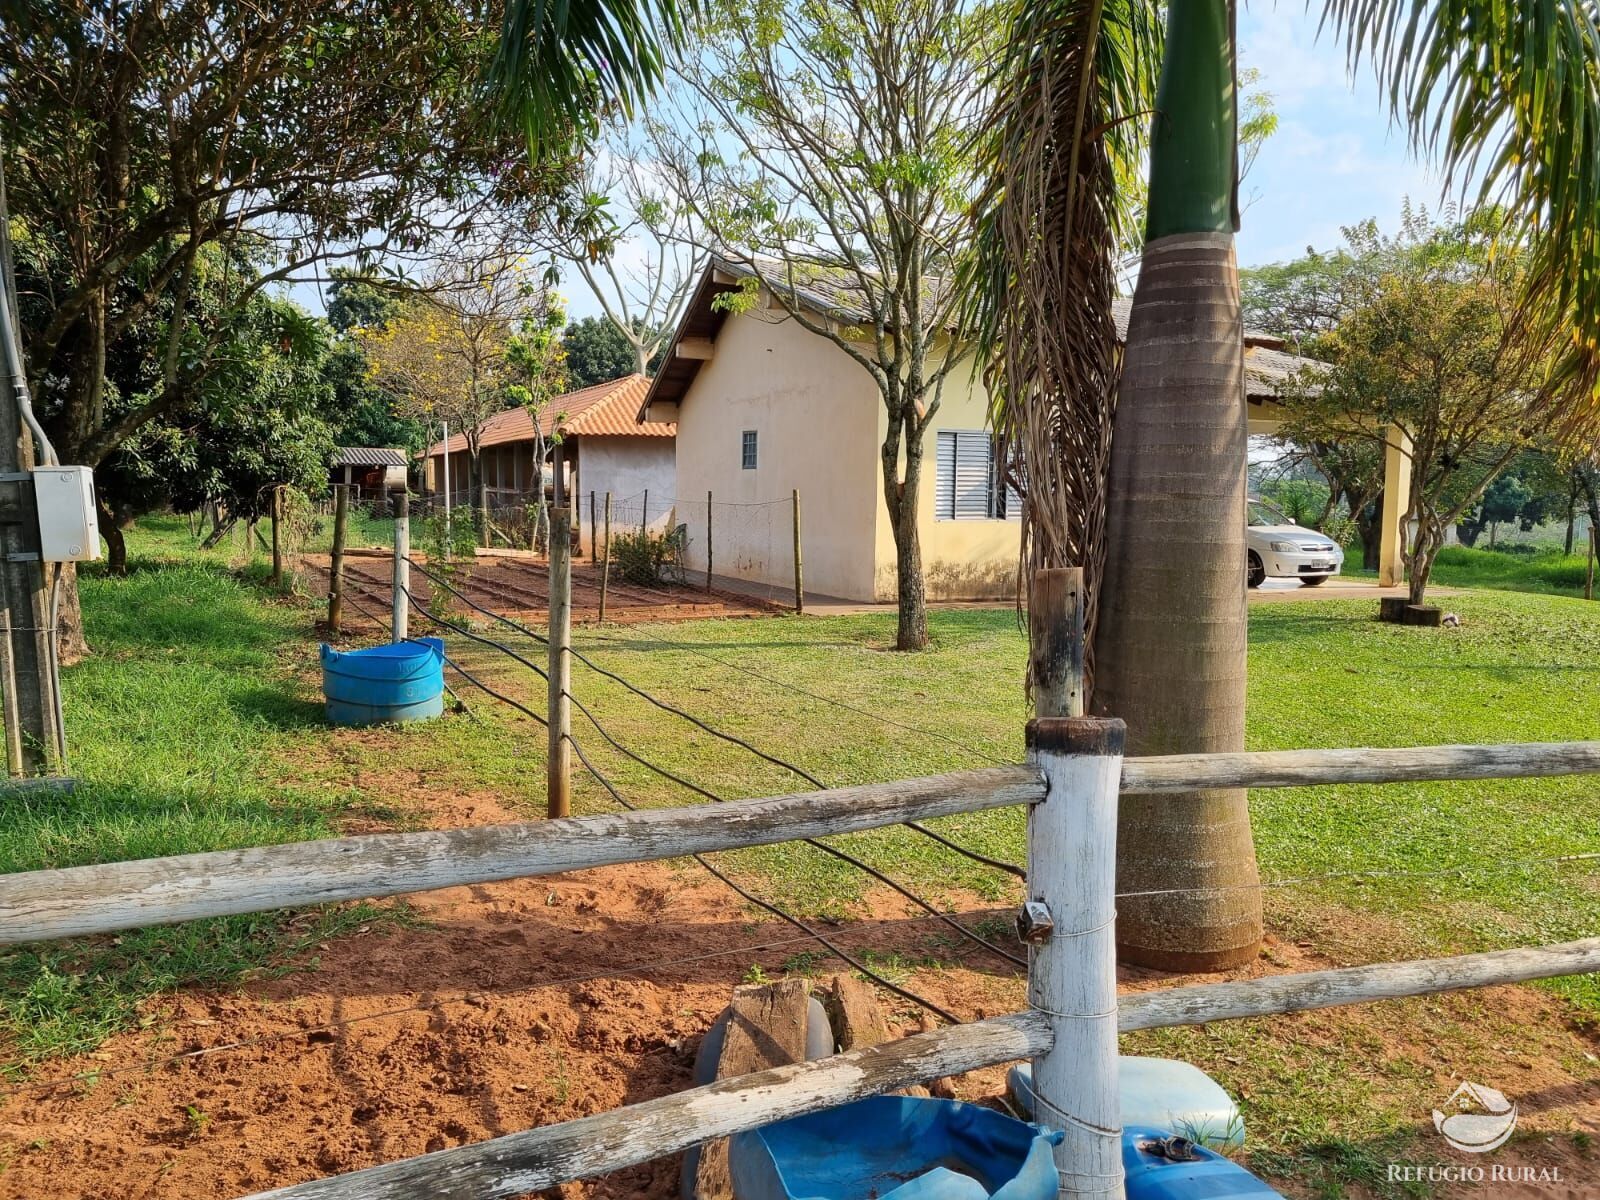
[609,528,684,587]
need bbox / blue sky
[555,4,1447,322]
[1232,1,1441,268]
[285,4,1450,323]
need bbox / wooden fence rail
[3,741,1599,947]
[239,934,1600,1200]
[0,767,1039,946]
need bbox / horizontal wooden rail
[0,766,1042,946]
[1118,935,1600,1029]
[240,934,1600,1200]
[3,741,1598,948]
[1119,740,1600,793]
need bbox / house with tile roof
[635,256,1389,604]
[420,374,673,545]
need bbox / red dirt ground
[309,550,786,629]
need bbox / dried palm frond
[965,0,1160,693]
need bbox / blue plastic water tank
[729,1096,1063,1200]
[1122,1126,1284,1199]
[320,637,445,726]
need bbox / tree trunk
[1357,496,1383,569]
[54,563,88,667]
[1092,0,1261,972]
[892,501,928,651]
[882,418,929,652]
[103,521,128,575]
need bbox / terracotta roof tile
[422,375,672,457]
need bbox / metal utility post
[599,492,612,624]
[547,442,571,818]
[392,492,410,642]
[547,507,572,819]
[792,489,804,613]
[441,420,452,561]
[327,484,349,635]
[1024,567,1123,1199]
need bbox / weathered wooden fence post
[600,492,612,624]
[548,507,573,819]
[1030,568,1086,718]
[269,485,283,586]
[1026,566,1123,1199]
[589,490,597,560]
[792,488,804,613]
[479,478,492,549]
[706,490,714,592]
[392,492,410,643]
[640,487,649,538]
[327,484,349,636]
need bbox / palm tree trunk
[1091,0,1262,972]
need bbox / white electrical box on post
[32,466,100,562]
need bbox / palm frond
[491,0,697,154]
[1325,0,1600,427]
[965,0,1161,680]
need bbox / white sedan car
[1247,498,1344,588]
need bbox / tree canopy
[3,0,566,470]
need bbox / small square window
[741,430,758,470]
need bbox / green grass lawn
[4,517,1599,1194]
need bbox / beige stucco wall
[672,311,882,600]
[575,437,677,554]
[871,352,1021,602]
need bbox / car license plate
[1309,560,1331,570]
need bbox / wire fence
[581,491,801,604]
[304,534,1600,1110]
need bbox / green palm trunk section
[1093,0,1263,971]
[1144,0,1236,239]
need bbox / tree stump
[693,980,812,1200]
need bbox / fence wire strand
[402,555,1023,881]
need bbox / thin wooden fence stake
[589,490,597,560]
[706,490,714,592]
[327,484,349,636]
[600,492,612,624]
[548,508,572,819]
[479,479,491,549]
[640,487,649,538]
[792,489,804,613]
[270,485,283,586]
[392,492,410,643]
[1027,571,1122,1199]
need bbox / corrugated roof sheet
[422,375,672,458]
[332,446,408,467]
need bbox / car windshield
[1247,499,1292,527]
